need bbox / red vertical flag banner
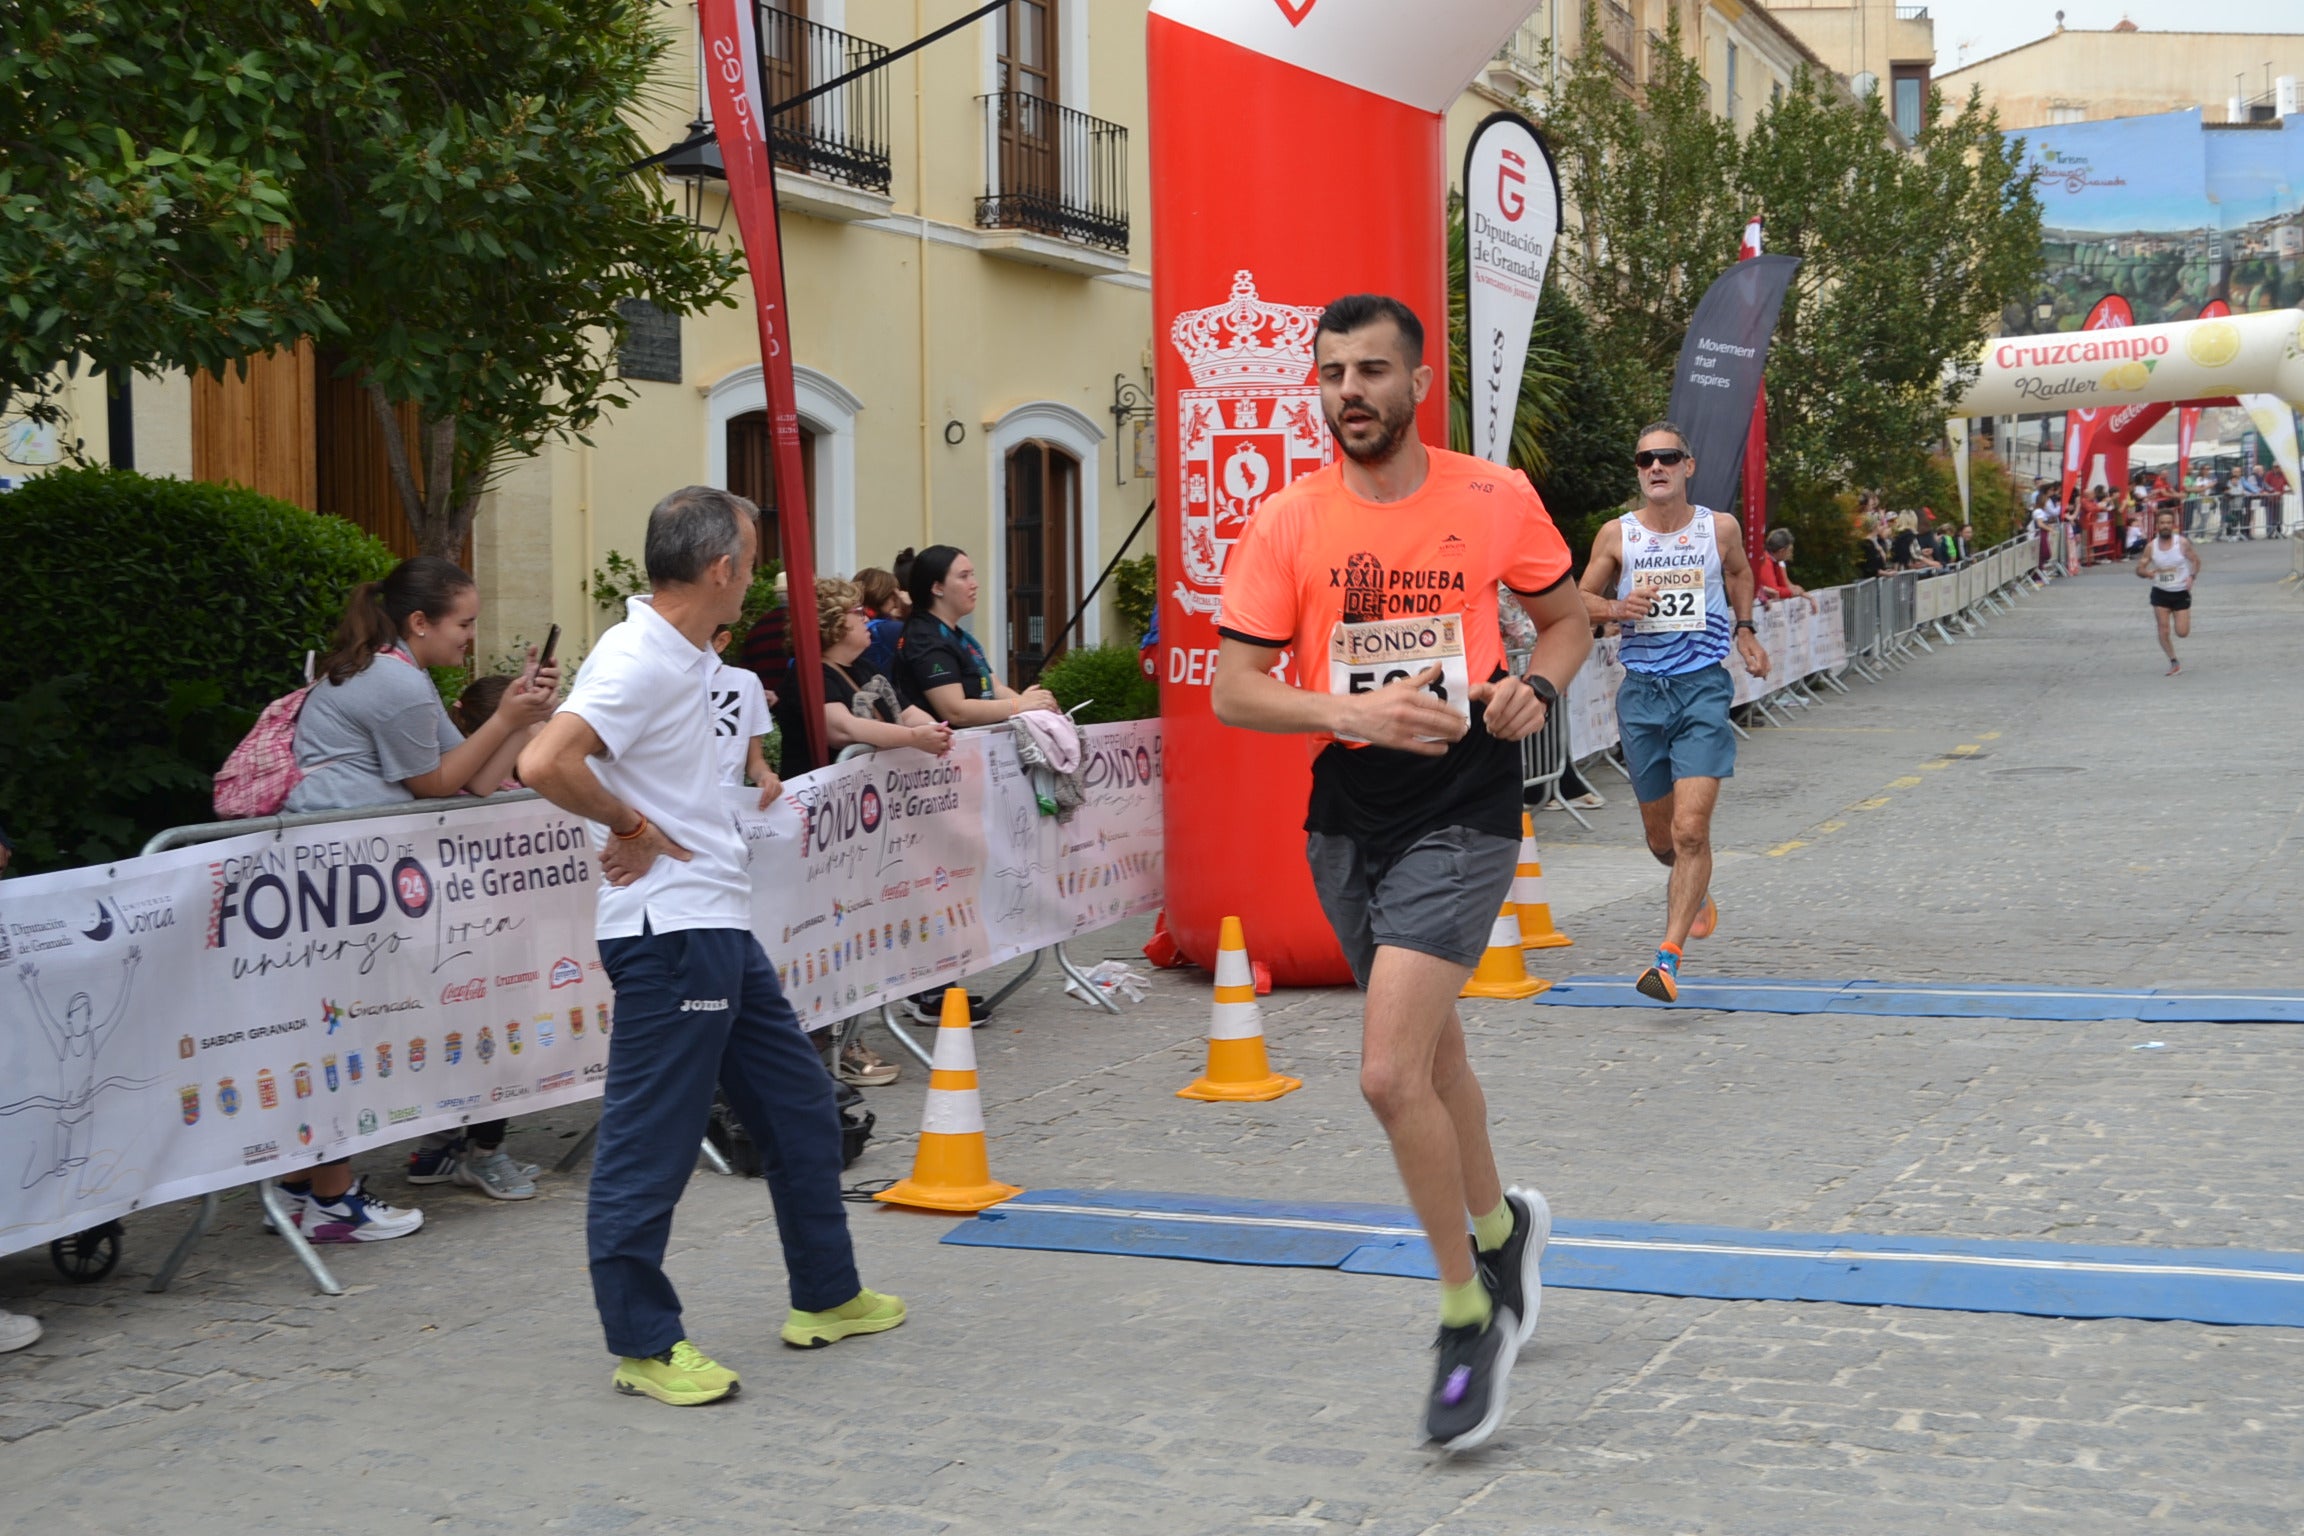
[699,0,824,767]
[1148,0,1536,984]
[2061,293,2135,526]
[1736,217,1768,568]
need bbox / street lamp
[2034,295,2056,327]
[657,117,728,236]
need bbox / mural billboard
[2008,109,2304,333]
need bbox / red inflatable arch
[1148,0,1535,984]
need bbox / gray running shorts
[1305,824,1521,989]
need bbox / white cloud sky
[1929,0,2302,72]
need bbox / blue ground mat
[1535,976,2304,1024]
[943,1189,2304,1328]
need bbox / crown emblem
[1170,270,1323,390]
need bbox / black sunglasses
[1633,449,1688,469]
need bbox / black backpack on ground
[707,1083,874,1175]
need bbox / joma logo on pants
[679,998,731,1012]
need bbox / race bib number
[2152,562,2188,588]
[1329,614,1472,741]
[1635,566,1707,632]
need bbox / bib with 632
[1330,613,1472,742]
[1634,567,1708,632]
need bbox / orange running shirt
[1219,447,1572,738]
[1218,447,1573,849]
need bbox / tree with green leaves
[1740,72,2042,498]
[0,1,332,423]
[1545,7,1743,397]
[286,0,740,557]
[1,0,740,558]
[1540,19,2041,546]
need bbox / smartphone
[537,623,561,669]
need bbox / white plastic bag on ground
[1065,960,1150,1007]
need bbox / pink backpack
[212,647,422,818]
[212,685,317,818]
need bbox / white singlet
[2146,536,2193,592]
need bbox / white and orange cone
[1462,899,1549,1001]
[874,987,1022,1213]
[1178,916,1301,1102]
[1513,812,1574,951]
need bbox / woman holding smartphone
[281,556,560,1240]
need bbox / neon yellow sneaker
[781,1287,907,1349]
[612,1339,740,1405]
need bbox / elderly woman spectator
[1755,527,1813,609]
[815,578,953,760]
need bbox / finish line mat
[1532,977,2304,1024]
[942,1190,2304,1328]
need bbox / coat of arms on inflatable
[1169,270,1332,617]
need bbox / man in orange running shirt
[1212,294,1590,1451]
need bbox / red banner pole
[1736,218,1767,568]
[701,0,825,769]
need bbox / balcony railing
[976,92,1130,253]
[1895,5,1930,19]
[757,5,890,194]
[1598,0,1636,80]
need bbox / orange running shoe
[1635,945,1681,1003]
[1689,896,1718,941]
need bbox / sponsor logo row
[179,1002,613,1124]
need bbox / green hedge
[1037,642,1157,725]
[0,468,396,872]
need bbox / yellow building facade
[1937,24,2304,132]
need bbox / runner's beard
[1327,394,1416,466]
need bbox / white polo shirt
[560,596,752,939]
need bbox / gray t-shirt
[285,647,462,813]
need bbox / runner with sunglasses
[1578,422,1769,1002]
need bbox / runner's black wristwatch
[1521,673,1560,710]
[1733,619,1758,635]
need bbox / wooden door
[191,343,317,510]
[726,409,817,569]
[995,0,1058,202]
[314,352,430,562]
[1005,440,1079,681]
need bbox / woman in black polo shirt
[892,545,1057,725]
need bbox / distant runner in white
[2135,505,2201,676]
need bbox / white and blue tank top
[1615,508,1732,676]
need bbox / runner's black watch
[1733,619,1758,635]
[1521,672,1560,710]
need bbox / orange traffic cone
[1514,813,1574,951]
[874,987,1022,1213]
[1178,916,1301,1102]
[1462,900,1549,1000]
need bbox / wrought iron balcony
[1598,0,1636,80]
[976,92,1130,254]
[757,5,891,194]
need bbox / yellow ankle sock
[1473,1197,1514,1253]
[1439,1276,1493,1328]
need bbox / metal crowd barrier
[1518,683,1575,824]
[126,726,1127,1296]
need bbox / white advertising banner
[1463,112,1560,469]
[1566,582,1854,761]
[0,723,1163,1257]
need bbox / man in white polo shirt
[521,486,904,1407]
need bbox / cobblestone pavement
[4,545,2301,1534]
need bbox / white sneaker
[453,1147,538,1201]
[0,1309,41,1353]
[303,1178,424,1243]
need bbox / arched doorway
[1004,438,1080,681]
